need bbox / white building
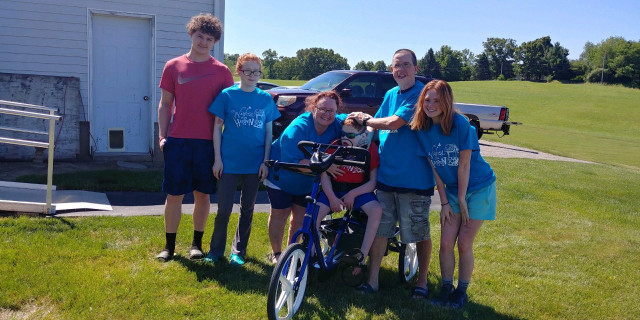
[0,0,226,160]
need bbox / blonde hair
[409,80,456,135]
[235,53,262,75]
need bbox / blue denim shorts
[162,137,216,195]
[445,182,497,221]
[265,186,308,209]
[317,190,377,211]
[376,190,431,243]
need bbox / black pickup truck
[267,70,520,139]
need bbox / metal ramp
[0,181,112,214]
[1,99,114,214]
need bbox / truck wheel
[470,120,483,140]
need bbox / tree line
[224,36,640,88]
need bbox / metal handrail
[0,99,61,214]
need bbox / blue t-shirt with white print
[374,82,435,190]
[267,112,347,195]
[416,113,495,195]
[208,86,280,174]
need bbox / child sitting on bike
[315,117,383,273]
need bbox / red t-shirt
[159,54,234,140]
[331,141,380,184]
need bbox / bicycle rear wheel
[267,243,309,320]
[398,242,418,283]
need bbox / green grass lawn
[450,81,640,169]
[2,158,639,319]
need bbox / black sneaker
[431,284,454,306]
[447,289,468,309]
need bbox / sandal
[356,283,378,294]
[267,252,281,264]
[156,249,173,262]
[411,286,429,299]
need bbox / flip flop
[411,286,429,299]
[356,283,378,294]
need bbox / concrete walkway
[53,190,441,218]
[53,190,274,217]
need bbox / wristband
[441,202,449,206]
[159,137,166,145]
[363,117,368,127]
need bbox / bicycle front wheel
[398,242,418,283]
[267,243,309,320]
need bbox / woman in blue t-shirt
[205,53,280,266]
[410,80,497,309]
[264,91,347,264]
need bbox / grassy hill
[268,79,640,168]
[450,81,640,169]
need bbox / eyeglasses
[391,62,413,70]
[341,130,365,139]
[315,108,336,115]
[240,70,262,76]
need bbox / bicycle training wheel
[267,243,309,320]
[398,242,418,283]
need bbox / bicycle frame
[286,175,354,290]
[268,141,370,292]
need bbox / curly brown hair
[186,13,222,41]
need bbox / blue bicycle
[265,141,418,320]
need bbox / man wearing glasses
[156,14,234,262]
[349,49,435,298]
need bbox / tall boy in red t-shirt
[315,117,383,272]
[156,14,234,262]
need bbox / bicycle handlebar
[264,141,370,175]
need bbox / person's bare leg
[439,214,462,281]
[457,219,484,282]
[287,204,306,244]
[268,207,291,257]
[164,194,184,233]
[414,238,432,290]
[192,190,210,232]
[364,236,387,291]
[157,194,184,260]
[359,201,383,258]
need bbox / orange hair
[235,53,262,75]
[409,80,456,135]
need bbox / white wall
[0,0,224,121]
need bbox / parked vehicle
[455,103,521,139]
[267,70,520,139]
[234,81,280,91]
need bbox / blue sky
[224,0,640,66]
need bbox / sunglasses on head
[341,130,365,139]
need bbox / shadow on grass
[301,268,521,320]
[174,251,520,319]
[174,255,273,294]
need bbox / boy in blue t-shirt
[205,53,280,266]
